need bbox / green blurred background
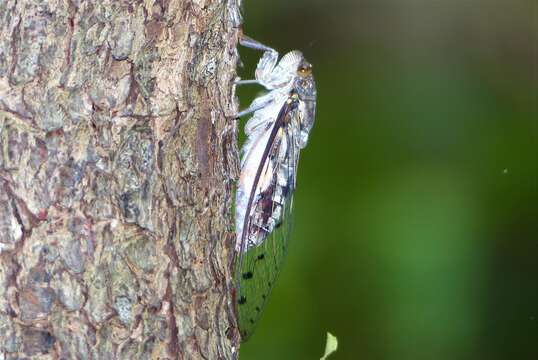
[235,1,536,359]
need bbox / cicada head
[295,58,316,99]
[294,58,317,148]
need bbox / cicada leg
[235,79,259,85]
[239,32,275,52]
[235,96,274,118]
[238,32,279,87]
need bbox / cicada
[234,34,317,340]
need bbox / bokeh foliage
[236,1,536,359]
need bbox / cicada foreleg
[237,32,280,88]
[239,31,275,53]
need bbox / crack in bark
[8,11,21,85]
[65,0,77,67]
[165,276,181,358]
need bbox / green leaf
[320,332,338,360]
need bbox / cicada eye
[297,65,312,77]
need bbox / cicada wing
[236,120,298,340]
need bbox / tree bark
[0,0,240,359]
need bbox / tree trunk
[0,1,240,359]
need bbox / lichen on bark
[0,0,240,359]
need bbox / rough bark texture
[0,0,240,359]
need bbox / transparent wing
[235,103,299,340]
